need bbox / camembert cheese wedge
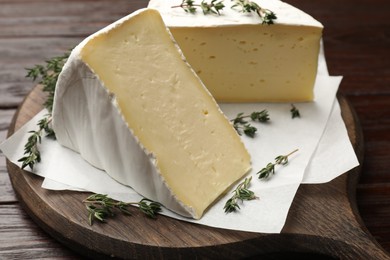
[148,0,323,102]
[52,9,251,219]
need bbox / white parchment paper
[0,49,359,233]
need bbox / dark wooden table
[0,0,389,259]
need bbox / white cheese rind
[148,0,323,102]
[52,8,251,219]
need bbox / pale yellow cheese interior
[80,9,251,218]
[170,25,322,102]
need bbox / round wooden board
[6,85,390,259]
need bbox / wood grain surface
[0,0,389,259]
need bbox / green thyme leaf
[243,124,257,137]
[290,104,301,118]
[250,110,270,122]
[257,162,275,179]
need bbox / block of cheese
[148,0,323,102]
[51,9,251,219]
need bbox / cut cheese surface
[148,0,323,102]
[52,9,251,219]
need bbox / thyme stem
[257,149,299,179]
[284,149,299,158]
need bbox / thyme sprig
[231,110,270,137]
[232,0,277,24]
[26,52,70,112]
[257,149,299,179]
[224,176,257,213]
[290,104,301,118]
[17,115,55,170]
[172,0,225,15]
[18,52,70,169]
[174,0,277,23]
[83,194,162,225]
